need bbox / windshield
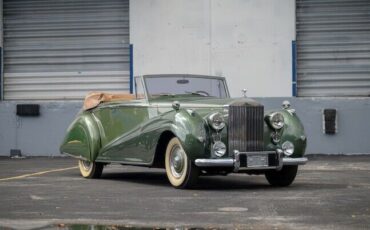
[144,75,228,99]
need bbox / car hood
[154,97,262,108]
[152,97,263,118]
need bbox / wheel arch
[152,130,176,168]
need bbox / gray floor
[0,156,369,230]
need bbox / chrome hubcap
[170,146,185,178]
[81,160,91,170]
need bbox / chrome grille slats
[228,103,264,154]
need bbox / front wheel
[165,137,199,189]
[78,160,104,179]
[265,165,298,187]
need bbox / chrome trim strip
[282,157,308,165]
[240,166,279,170]
[95,159,152,166]
[195,158,234,167]
[237,151,277,155]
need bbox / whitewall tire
[78,160,104,179]
[165,137,199,189]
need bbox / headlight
[213,141,226,157]
[208,112,225,131]
[282,141,294,156]
[269,112,284,129]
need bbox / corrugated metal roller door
[3,0,130,100]
[296,0,370,97]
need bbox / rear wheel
[78,160,104,179]
[265,165,298,187]
[165,137,199,189]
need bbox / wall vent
[323,109,337,134]
[16,104,40,117]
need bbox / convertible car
[60,74,307,189]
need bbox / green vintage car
[60,74,307,189]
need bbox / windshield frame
[134,76,149,101]
[141,74,230,100]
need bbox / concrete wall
[0,101,82,156]
[0,98,369,156]
[130,0,295,97]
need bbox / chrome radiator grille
[228,104,264,153]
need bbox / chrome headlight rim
[269,112,285,130]
[213,141,227,157]
[208,112,225,131]
[282,141,294,156]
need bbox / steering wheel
[194,90,210,96]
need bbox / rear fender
[60,112,100,161]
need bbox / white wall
[130,0,295,97]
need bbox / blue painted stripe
[0,47,2,100]
[129,44,134,94]
[292,82,297,97]
[292,40,297,97]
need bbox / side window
[135,78,145,99]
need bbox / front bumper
[194,149,307,172]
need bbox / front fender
[60,112,101,161]
[264,110,307,157]
[169,109,209,161]
[280,110,307,157]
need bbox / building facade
[0,0,369,155]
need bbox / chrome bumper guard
[194,149,307,172]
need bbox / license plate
[247,155,268,167]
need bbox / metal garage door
[3,0,129,100]
[296,0,370,97]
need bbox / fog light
[213,141,226,157]
[282,141,294,156]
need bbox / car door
[92,102,153,163]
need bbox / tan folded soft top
[83,92,135,110]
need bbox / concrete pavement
[0,155,369,229]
